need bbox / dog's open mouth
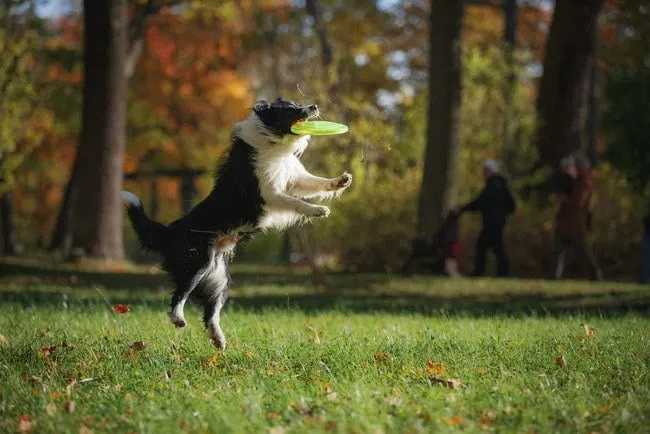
[293,108,320,126]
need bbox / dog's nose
[308,104,318,111]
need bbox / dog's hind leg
[169,269,207,328]
[201,253,231,349]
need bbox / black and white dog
[121,98,352,349]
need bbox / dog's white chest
[256,154,305,230]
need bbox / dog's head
[253,98,319,136]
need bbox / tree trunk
[536,0,604,173]
[0,192,18,255]
[49,160,80,251]
[72,0,127,259]
[586,23,599,165]
[416,0,464,237]
[502,0,518,171]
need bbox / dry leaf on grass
[303,323,321,344]
[326,390,339,402]
[374,353,391,362]
[64,401,76,413]
[112,304,130,314]
[426,361,446,376]
[129,341,146,351]
[46,403,57,417]
[430,377,464,389]
[581,323,595,337]
[20,372,42,384]
[79,426,93,434]
[41,345,57,359]
[555,355,567,368]
[17,415,33,433]
[0,334,7,346]
[441,415,464,426]
[269,426,286,434]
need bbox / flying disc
[291,120,349,136]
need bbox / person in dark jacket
[456,159,515,277]
[641,210,650,284]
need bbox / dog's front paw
[335,172,353,190]
[309,205,330,218]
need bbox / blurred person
[552,152,603,281]
[402,211,462,277]
[456,159,515,277]
[641,207,650,284]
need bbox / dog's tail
[121,191,168,253]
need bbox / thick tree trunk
[72,0,127,259]
[586,24,599,165]
[416,0,464,236]
[0,193,18,255]
[536,0,604,173]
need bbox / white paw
[335,172,353,190]
[169,311,187,328]
[309,205,330,217]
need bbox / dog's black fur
[122,98,351,349]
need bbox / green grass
[1,261,649,433]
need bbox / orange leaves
[430,377,464,390]
[40,345,57,359]
[17,415,33,433]
[425,361,464,389]
[374,353,391,362]
[124,341,146,359]
[426,361,446,376]
[441,415,464,426]
[112,304,130,314]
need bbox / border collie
[121,98,352,349]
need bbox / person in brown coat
[552,152,603,281]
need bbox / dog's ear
[253,100,270,114]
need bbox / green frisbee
[291,120,349,136]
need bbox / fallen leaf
[201,355,221,367]
[44,402,57,417]
[303,323,321,344]
[41,345,57,358]
[20,372,41,384]
[430,377,464,389]
[17,415,33,433]
[326,390,338,402]
[112,304,130,314]
[441,415,464,426]
[129,341,146,351]
[374,353,391,362]
[64,401,76,413]
[269,426,286,434]
[265,412,280,420]
[503,405,513,415]
[245,351,254,359]
[556,355,567,368]
[426,361,446,376]
[480,410,496,428]
[79,427,93,434]
[582,323,595,337]
[0,334,7,346]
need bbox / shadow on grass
[2,262,649,317]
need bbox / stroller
[401,212,461,276]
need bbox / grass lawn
[1,260,649,433]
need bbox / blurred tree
[415,0,464,237]
[50,0,182,251]
[536,0,605,174]
[70,0,128,259]
[601,0,650,194]
[0,1,48,254]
